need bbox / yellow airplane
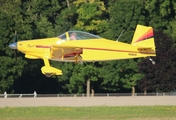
[9,24,156,77]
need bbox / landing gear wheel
[45,73,52,77]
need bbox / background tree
[138,31,176,93]
[97,0,145,94]
[1,0,176,94]
[73,0,109,35]
[54,5,77,35]
[0,1,27,93]
[145,0,176,39]
[105,0,146,40]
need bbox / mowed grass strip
[0,106,176,120]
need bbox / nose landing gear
[41,57,62,77]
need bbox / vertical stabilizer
[131,25,155,49]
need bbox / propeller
[9,31,17,49]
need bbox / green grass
[0,106,176,120]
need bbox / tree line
[0,0,176,94]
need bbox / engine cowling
[41,66,62,77]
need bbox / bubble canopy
[58,31,101,40]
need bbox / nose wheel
[45,73,52,77]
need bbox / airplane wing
[50,40,87,61]
[50,39,109,61]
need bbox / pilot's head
[70,32,77,40]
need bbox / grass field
[0,106,176,120]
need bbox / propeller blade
[14,30,18,64]
[9,31,17,49]
[9,30,18,64]
[14,30,17,42]
[14,49,17,64]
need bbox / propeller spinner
[9,42,17,49]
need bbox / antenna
[116,30,125,42]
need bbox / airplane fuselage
[17,38,155,62]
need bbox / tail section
[131,25,156,56]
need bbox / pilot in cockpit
[70,32,77,40]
